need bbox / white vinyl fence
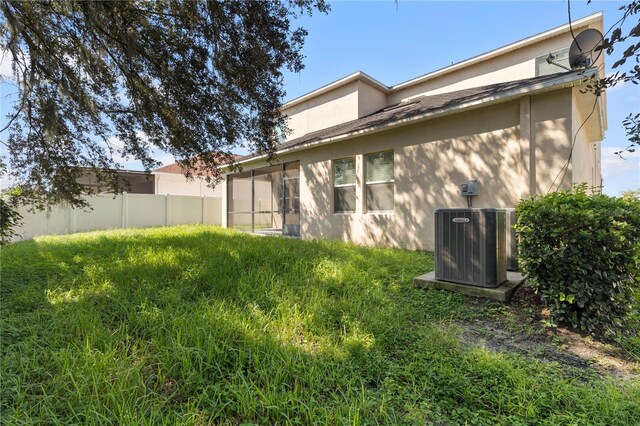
[11,193,223,242]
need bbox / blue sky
[1,1,638,195]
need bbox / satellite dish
[568,29,604,70]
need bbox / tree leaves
[614,113,640,157]
[0,0,329,208]
[578,1,640,158]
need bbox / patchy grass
[1,225,639,425]
[460,288,639,380]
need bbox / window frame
[332,157,357,214]
[364,150,395,214]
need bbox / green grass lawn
[1,225,638,425]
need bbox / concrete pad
[413,271,526,302]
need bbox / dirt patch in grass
[459,286,639,380]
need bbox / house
[221,13,606,250]
[76,161,224,197]
[76,169,155,194]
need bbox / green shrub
[1,160,22,245]
[515,185,640,334]
[0,197,21,245]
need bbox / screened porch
[227,161,300,237]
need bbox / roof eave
[227,71,598,170]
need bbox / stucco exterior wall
[295,90,574,250]
[297,100,522,250]
[570,89,602,189]
[154,172,223,197]
[282,81,360,140]
[530,89,573,194]
[389,20,603,105]
[281,16,604,140]
[357,81,387,117]
[227,89,594,250]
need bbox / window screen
[334,158,356,213]
[365,151,394,212]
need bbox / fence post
[165,194,169,226]
[201,195,205,224]
[66,204,72,234]
[221,175,228,228]
[122,192,128,228]
[70,206,76,234]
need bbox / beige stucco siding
[282,81,360,140]
[229,89,589,250]
[298,100,525,250]
[280,14,604,147]
[388,20,604,104]
[570,88,602,189]
[530,89,573,194]
[357,81,387,117]
[296,90,577,250]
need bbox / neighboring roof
[155,154,240,176]
[78,167,151,175]
[236,70,597,165]
[154,160,216,176]
[281,12,602,109]
[154,162,189,174]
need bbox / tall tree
[0,0,328,208]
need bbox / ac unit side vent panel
[505,208,519,271]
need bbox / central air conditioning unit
[505,208,518,271]
[435,208,507,288]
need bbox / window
[365,151,394,212]
[333,157,356,213]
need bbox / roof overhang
[228,70,601,170]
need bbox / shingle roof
[154,162,188,174]
[155,154,241,175]
[238,71,589,162]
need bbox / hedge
[515,185,640,334]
